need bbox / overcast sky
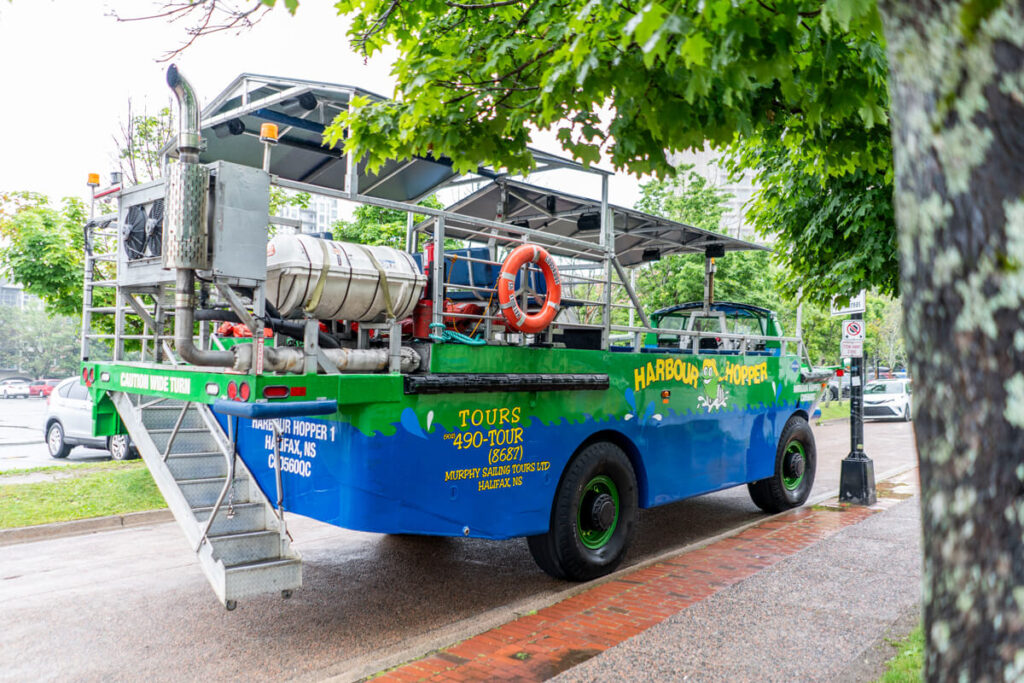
[0,1,640,210]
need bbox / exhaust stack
[165,65,233,368]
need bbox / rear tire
[527,441,638,581]
[108,434,137,461]
[748,415,816,513]
[46,422,71,459]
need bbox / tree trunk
[879,1,1024,679]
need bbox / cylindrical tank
[265,235,426,321]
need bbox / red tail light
[227,381,237,400]
[238,382,250,401]
[262,385,289,399]
[290,386,307,398]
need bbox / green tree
[0,195,87,318]
[116,103,175,186]
[864,295,905,372]
[0,305,80,378]
[333,195,443,248]
[632,165,778,313]
[727,138,898,303]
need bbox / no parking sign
[842,320,864,340]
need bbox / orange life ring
[497,244,562,334]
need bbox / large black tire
[748,415,816,513]
[527,441,638,581]
[46,422,71,459]
[107,434,138,461]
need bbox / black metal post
[839,311,876,505]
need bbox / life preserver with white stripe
[497,244,562,334]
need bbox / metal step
[142,407,207,430]
[178,476,250,508]
[150,428,221,453]
[193,503,267,536]
[166,452,228,479]
[208,530,283,565]
[223,558,302,601]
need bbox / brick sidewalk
[372,475,918,682]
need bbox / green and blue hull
[86,345,817,539]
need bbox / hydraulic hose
[194,307,341,349]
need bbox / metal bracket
[215,283,256,331]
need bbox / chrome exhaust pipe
[166,66,230,367]
[174,270,235,367]
[166,64,201,164]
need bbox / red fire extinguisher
[412,298,433,339]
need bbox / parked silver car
[43,378,137,460]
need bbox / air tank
[265,235,426,322]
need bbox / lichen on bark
[878,0,1024,679]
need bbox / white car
[863,379,912,421]
[0,381,31,399]
[42,378,136,460]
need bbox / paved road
[0,420,918,682]
[0,397,112,471]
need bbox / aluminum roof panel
[427,179,767,265]
[181,73,606,203]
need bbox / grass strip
[0,460,145,478]
[0,462,166,529]
[818,400,851,422]
[877,625,924,682]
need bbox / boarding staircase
[110,392,301,609]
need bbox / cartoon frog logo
[697,358,729,412]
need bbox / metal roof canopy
[177,73,607,204]
[418,179,767,266]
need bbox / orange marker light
[259,123,279,143]
[661,389,671,404]
[87,173,100,187]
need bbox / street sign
[842,320,865,340]
[840,339,864,358]
[831,291,866,317]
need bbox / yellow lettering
[511,406,521,422]
[471,410,483,426]
[634,367,645,392]
[459,410,471,428]
[646,362,655,388]
[654,358,664,383]
[499,408,510,425]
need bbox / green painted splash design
[84,344,806,440]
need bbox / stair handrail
[271,420,285,523]
[193,404,240,552]
[209,398,339,534]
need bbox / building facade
[670,147,760,243]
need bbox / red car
[30,379,62,398]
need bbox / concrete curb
[0,508,174,547]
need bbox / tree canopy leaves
[324,0,888,177]
[0,194,87,318]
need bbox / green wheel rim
[577,475,620,549]
[782,440,806,491]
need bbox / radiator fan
[121,199,164,260]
